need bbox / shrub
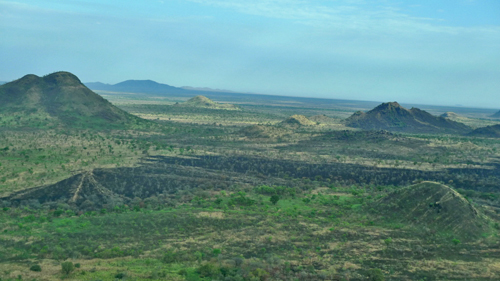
[30,264,42,272]
[270,195,280,205]
[367,268,385,281]
[115,272,127,279]
[61,261,74,274]
[196,263,219,278]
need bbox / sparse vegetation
[1,74,500,280]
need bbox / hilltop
[345,102,471,134]
[0,72,147,129]
[374,181,490,240]
[440,112,461,119]
[468,124,500,138]
[280,114,316,127]
[177,95,240,110]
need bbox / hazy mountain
[0,71,146,128]
[345,102,472,134]
[85,79,187,95]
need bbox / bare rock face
[345,102,471,134]
[375,181,490,240]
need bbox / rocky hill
[374,181,490,240]
[177,95,240,110]
[467,124,500,138]
[0,72,146,128]
[345,102,471,134]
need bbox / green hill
[0,71,148,129]
[374,181,490,240]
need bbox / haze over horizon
[1,0,499,108]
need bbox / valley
[1,73,500,280]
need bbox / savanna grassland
[2,91,500,281]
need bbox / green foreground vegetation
[1,91,500,280]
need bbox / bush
[196,263,220,278]
[367,268,385,281]
[61,261,75,274]
[270,195,280,205]
[30,264,42,272]
[115,272,127,279]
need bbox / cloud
[186,0,499,35]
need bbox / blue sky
[1,0,499,108]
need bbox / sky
[1,0,500,108]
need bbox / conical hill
[374,181,489,240]
[0,71,145,128]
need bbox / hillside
[239,124,289,139]
[0,72,146,128]
[177,95,240,110]
[491,110,500,118]
[280,114,316,127]
[468,124,500,138]
[374,181,490,240]
[345,102,471,134]
[308,114,337,124]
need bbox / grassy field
[1,95,500,280]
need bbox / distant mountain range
[84,80,188,95]
[85,79,245,96]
